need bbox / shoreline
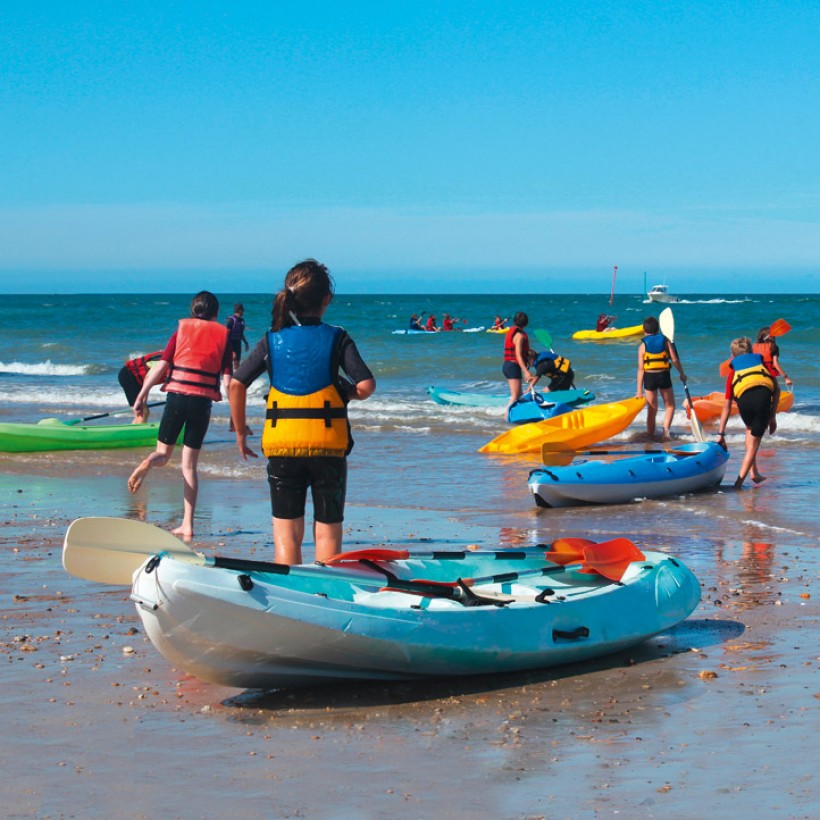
[2,469,818,817]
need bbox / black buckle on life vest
[266,401,347,428]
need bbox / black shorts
[230,339,242,360]
[267,456,347,524]
[157,392,212,449]
[643,370,673,392]
[502,361,522,379]
[548,369,574,392]
[736,387,774,438]
[118,367,141,406]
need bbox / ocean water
[1,291,817,554]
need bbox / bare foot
[751,474,767,485]
[171,526,194,543]
[127,459,151,493]
[734,476,745,490]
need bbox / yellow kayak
[478,397,645,455]
[572,324,644,341]
[486,327,507,334]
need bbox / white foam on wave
[0,360,93,376]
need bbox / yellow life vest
[732,364,775,399]
[642,333,670,371]
[553,355,571,374]
[261,325,350,458]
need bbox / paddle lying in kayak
[62,517,646,589]
[659,308,705,443]
[65,401,166,426]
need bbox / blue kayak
[507,392,575,425]
[529,442,730,508]
[427,386,594,409]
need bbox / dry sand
[1,469,817,819]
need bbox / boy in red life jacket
[127,291,233,542]
[118,351,162,423]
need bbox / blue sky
[1,1,818,293]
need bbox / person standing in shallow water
[127,291,232,542]
[636,315,685,439]
[229,260,376,565]
[502,312,534,409]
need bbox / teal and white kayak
[529,442,729,508]
[507,393,574,425]
[0,418,160,453]
[67,520,701,690]
[427,386,594,409]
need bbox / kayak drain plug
[237,575,254,591]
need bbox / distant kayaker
[228,259,376,565]
[530,349,575,392]
[492,315,508,330]
[426,314,439,332]
[636,316,686,439]
[503,312,535,409]
[226,303,249,369]
[596,313,615,332]
[717,336,780,489]
[408,313,424,331]
[754,326,793,387]
[118,350,162,423]
[127,291,233,543]
[442,313,462,331]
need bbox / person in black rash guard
[229,260,376,566]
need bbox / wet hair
[513,311,529,328]
[190,291,219,320]
[272,259,335,331]
[642,316,659,335]
[730,337,752,356]
[234,303,244,314]
[756,326,771,344]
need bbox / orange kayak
[686,390,794,423]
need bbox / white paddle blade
[658,307,675,342]
[62,517,199,585]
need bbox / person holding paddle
[228,259,376,565]
[754,325,793,386]
[716,336,780,489]
[636,316,686,439]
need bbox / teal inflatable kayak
[64,517,701,689]
[428,386,594,408]
[0,418,160,453]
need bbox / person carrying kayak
[229,259,376,566]
[716,336,780,489]
[118,350,162,423]
[127,291,233,542]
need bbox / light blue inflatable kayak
[529,442,730,508]
[507,392,575,425]
[65,517,701,690]
[427,386,594,409]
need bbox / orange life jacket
[162,318,229,402]
[752,341,778,378]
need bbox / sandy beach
[2,458,817,819]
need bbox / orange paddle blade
[769,318,791,338]
[325,548,410,564]
[545,537,595,565]
[577,538,646,582]
[719,357,732,378]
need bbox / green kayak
[0,418,161,453]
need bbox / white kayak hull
[131,548,700,689]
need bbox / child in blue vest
[229,260,376,565]
[636,316,686,438]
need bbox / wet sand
[1,467,818,819]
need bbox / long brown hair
[271,259,335,331]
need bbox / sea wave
[0,360,99,377]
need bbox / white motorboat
[647,284,680,304]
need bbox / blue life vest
[643,333,670,371]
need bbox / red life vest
[503,327,529,363]
[125,352,162,384]
[752,341,778,378]
[162,319,229,402]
